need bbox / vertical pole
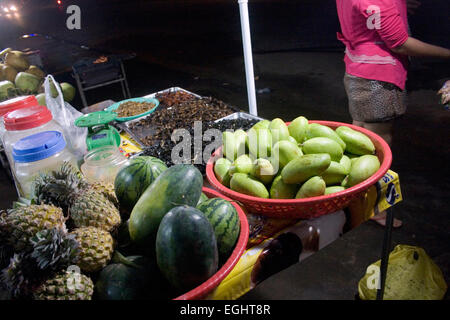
[376,208,394,300]
[238,0,258,116]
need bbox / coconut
[0,80,15,101]
[0,64,5,81]
[49,79,61,98]
[5,51,30,71]
[25,65,45,79]
[0,48,12,58]
[15,72,41,94]
[60,82,76,102]
[2,65,18,83]
[35,93,47,106]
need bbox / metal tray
[142,87,202,99]
[114,87,241,147]
[214,112,265,123]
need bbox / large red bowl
[174,187,249,300]
[206,120,392,219]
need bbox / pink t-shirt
[336,0,409,90]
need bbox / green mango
[269,118,290,145]
[281,153,331,184]
[247,128,272,158]
[288,116,309,143]
[324,186,346,195]
[229,154,254,176]
[336,126,375,156]
[342,155,380,188]
[250,158,276,185]
[302,137,343,162]
[287,136,298,145]
[270,175,298,199]
[251,119,271,131]
[222,131,236,161]
[214,158,232,187]
[339,155,352,174]
[350,156,360,167]
[305,123,346,150]
[230,173,269,198]
[321,161,348,186]
[234,129,248,158]
[295,176,326,199]
[345,152,360,159]
[272,140,303,170]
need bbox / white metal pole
[238,0,258,116]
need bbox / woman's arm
[391,37,450,58]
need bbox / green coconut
[0,80,16,101]
[0,64,5,81]
[25,65,45,80]
[2,65,18,83]
[60,82,76,102]
[5,51,30,71]
[15,72,40,94]
[0,48,12,59]
[35,93,46,106]
[49,79,61,98]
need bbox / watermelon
[197,192,208,206]
[197,198,240,263]
[95,253,154,300]
[128,164,203,247]
[156,205,219,290]
[114,156,168,214]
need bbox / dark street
[0,0,449,300]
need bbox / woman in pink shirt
[336,0,450,226]
[337,0,450,144]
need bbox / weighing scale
[75,111,121,151]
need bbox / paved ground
[0,0,449,300]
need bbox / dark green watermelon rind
[94,256,154,300]
[128,164,203,246]
[156,206,219,291]
[115,156,168,212]
[197,198,240,262]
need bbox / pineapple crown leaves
[0,228,80,298]
[30,228,80,271]
[0,213,14,270]
[31,162,88,208]
[0,252,39,298]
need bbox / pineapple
[70,227,114,273]
[88,181,119,207]
[0,205,66,252]
[33,162,121,232]
[69,189,121,232]
[33,269,94,300]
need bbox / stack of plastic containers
[0,96,38,144]
[12,131,78,198]
[0,96,76,198]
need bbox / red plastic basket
[174,187,249,300]
[206,120,392,219]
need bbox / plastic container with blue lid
[12,131,78,198]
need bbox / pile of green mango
[214,116,381,199]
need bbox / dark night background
[0,0,449,299]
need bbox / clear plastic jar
[3,104,65,169]
[80,145,129,184]
[12,131,78,198]
[0,95,38,143]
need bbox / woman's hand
[407,0,421,15]
[438,80,450,106]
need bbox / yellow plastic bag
[358,245,448,300]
